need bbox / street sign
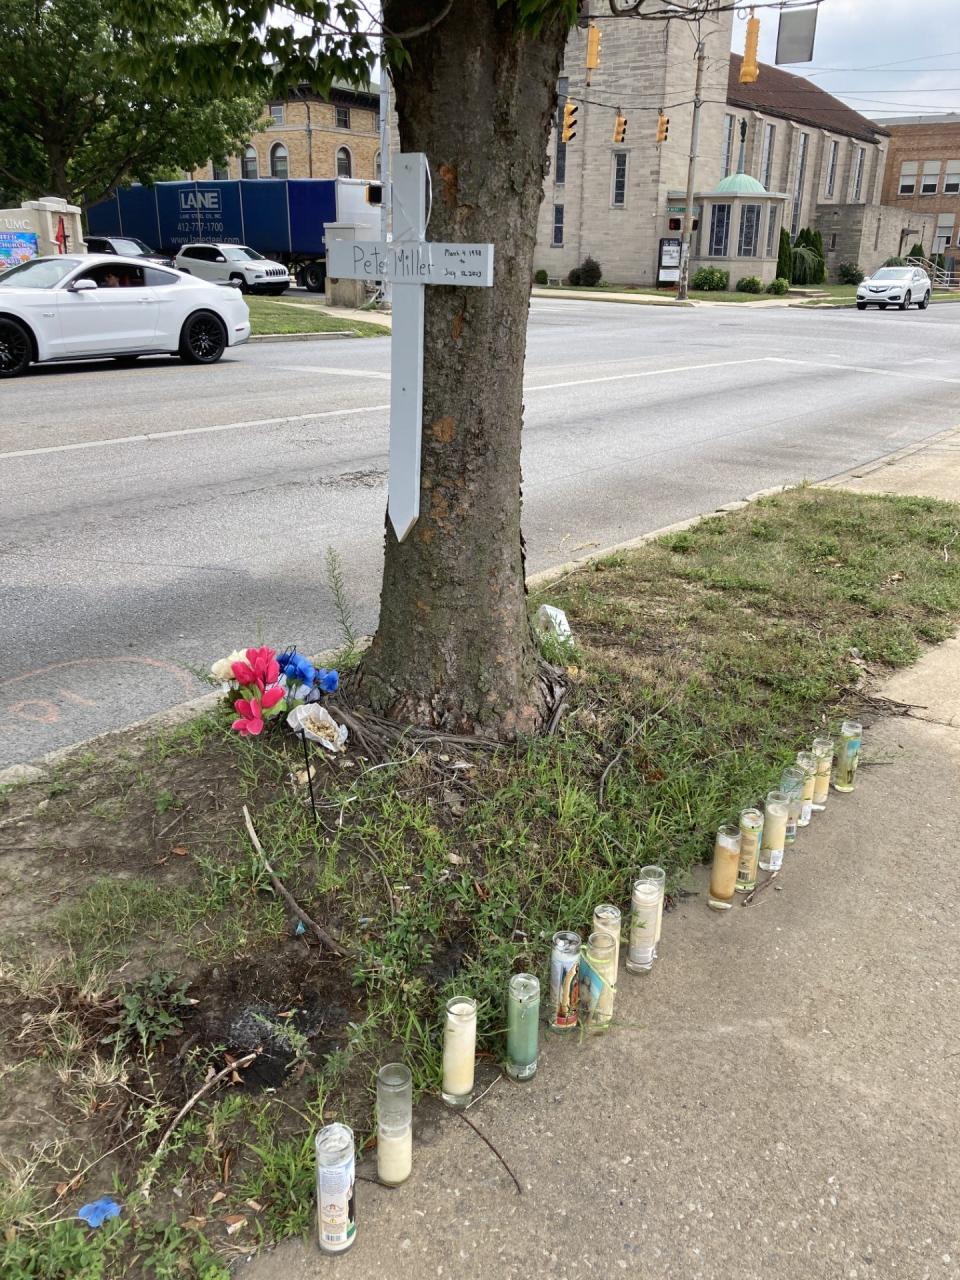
[327,154,495,542]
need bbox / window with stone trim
[935,213,955,249]
[759,123,775,189]
[611,152,627,207]
[945,160,960,194]
[552,204,564,246]
[721,115,735,179]
[708,203,731,257]
[898,160,918,195]
[270,143,288,179]
[850,146,865,202]
[765,205,779,258]
[921,160,940,194]
[212,163,229,181]
[791,132,809,237]
[824,139,839,197]
[555,76,568,185]
[737,203,762,256]
[336,105,351,130]
[270,105,285,125]
[336,146,352,177]
[241,146,258,180]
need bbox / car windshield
[872,268,911,280]
[111,237,154,255]
[222,246,264,261]
[0,257,81,288]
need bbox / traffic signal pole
[676,37,706,302]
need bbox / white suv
[856,266,931,311]
[174,243,290,296]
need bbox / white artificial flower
[210,649,249,683]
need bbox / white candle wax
[377,1126,412,1185]
[442,1001,476,1098]
[629,883,660,960]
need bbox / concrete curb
[248,331,362,343]
[815,422,960,490]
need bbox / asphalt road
[3,298,960,767]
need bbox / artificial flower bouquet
[210,645,339,737]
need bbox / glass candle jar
[796,751,816,827]
[506,973,540,1081]
[376,1063,412,1186]
[834,720,863,792]
[581,931,616,1032]
[736,807,763,893]
[812,736,834,810]
[592,903,622,975]
[780,766,805,845]
[639,864,666,956]
[549,931,581,1032]
[626,872,664,974]
[759,790,788,872]
[708,822,742,909]
[441,997,476,1107]
[315,1123,356,1254]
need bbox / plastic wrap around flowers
[209,646,339,737]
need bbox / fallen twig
[139,1051,258,1200]
[454,1108,522,1196]
[741,870,779,906]
[242,806,347,957]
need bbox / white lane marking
[273,365,390,379]
[0,403,390,460]
[767,356,960,387]
[524,356,769,392]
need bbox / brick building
[193,83,381,184]
[874,113,960,271]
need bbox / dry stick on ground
[139,1051,259,1201]
[242,806,347,957]
[454,1109,522,1196]
[741,870,779,906]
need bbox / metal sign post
[327,153,494,542]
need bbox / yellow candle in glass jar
[709,823,741,910]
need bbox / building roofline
[728,54,888,144]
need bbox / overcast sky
[736,0,960,120]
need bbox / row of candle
[708,721,863,908]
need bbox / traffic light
[656,112,669,144]
[613,113,627,144]
[585,24,602,84]
[740,13,760,83]
[562,101,578,144]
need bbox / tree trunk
[356,0,570,740]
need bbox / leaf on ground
[209,1190,226,1205]
[170,845,189,857]
[223,1215,247,1235]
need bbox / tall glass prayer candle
[708,823,742,910]
[592,903,622,975]
[506,973,540,1081]
[315,1123,356,1254]
[736,807,763,893]
[639,865,666,956]
[759,790,788,872]
[441,997,476,1107]
[834,720,863,792]
[780,766,805,845]
[812,736,834,811]
[376,1063,412,1186]
[626,871,664,974]
[796,751,816,827]
[549,932,581,1031]
[581,931,616,1032]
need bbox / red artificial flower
[230,660,261,690]
[260,686,284,711]
[232,697,266,736]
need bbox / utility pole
[379,8,392,305]
[676,36,706,302]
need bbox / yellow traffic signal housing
[740,14,760,83]
[613,113,627,144]
[656,112,669,144]
[585,24,602,84]
[561,101,578,143]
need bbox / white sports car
[0,254,251,378]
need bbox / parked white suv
[174,243,290,296]
[856,266,931,311]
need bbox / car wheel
[229,273,249,295]
[919,292,930,310]
[303,263,326,293]
[179,312,227,365]
[0,317,33,378]
[899,290,911,311]
[856,301,867,311]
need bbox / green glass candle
[834,720,863,792]
[506,973,540,1081]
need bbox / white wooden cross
[326,153,495,542]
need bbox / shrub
[566,267,582,286]
[777,227,793,281]
[837,262,864,285]
[691,266,729,291]
[579,255,602,287]
[791,244,822,285]
[883,256,905,267]
[766,277,789,295]
[811,230,826,282]
[736,275,764,294]
[534,268,548,286]
[907,241,926,260]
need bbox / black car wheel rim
[0,322,28,373]
[188,317,223,360]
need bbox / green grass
[5,486,960,1274]
[246,297,388,338]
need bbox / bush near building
[534,268,548,285]
[777,227,793,282]
[907,242,926,259]
[766,277,790,295]
[566,267,582,286]
[579,256,602,287]
[736,276,764,293]
[691,266,729,291]
[837,262,864,285]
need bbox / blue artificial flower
[315,668,339,694]
[278,650,316,687]
[77,1197,122,1229]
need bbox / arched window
[336,146,352,178]
[212,162,229,181]
[241,146,258,180]
[374,151,381,180]
[270,143,289,179]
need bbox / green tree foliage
[0,0,265,206]
[777,227,793,281]
[791,244,821,286]
[907,241,926,259]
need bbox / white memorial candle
[377,1126,412,1185]
[441,997,476,1106]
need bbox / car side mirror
[69,278,98,292]
[215,255,226,263]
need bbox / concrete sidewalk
[243,441,960,1280]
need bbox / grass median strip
[2,486,959,1274]
[246,297,389,338]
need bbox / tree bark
[356,0,569,740]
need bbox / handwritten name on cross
[326,153,494,542]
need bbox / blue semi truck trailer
[87,177,379,292]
